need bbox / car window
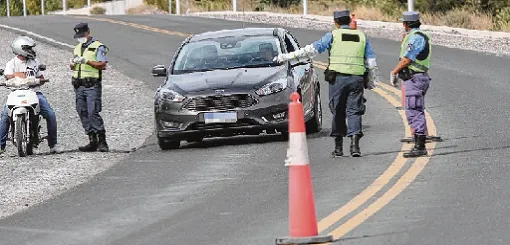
[283,34,296,53]
[286,33,301,49]
[172,35,283,74]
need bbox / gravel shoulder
[187,11,510,57]
[0,29,154,219]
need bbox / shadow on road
[364,144,458,157]
[431,144,510,156]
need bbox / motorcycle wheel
[15,115,31,157]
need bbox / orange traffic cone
[276,92,333,245]
[350,13,357,29]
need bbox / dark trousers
[328,74,365,138]
[75,83,105,134]
[404,72,431,136]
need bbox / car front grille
[190,119,259,130]
[182,94,257,111]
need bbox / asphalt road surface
[0,14,509,245]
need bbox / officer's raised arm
[273,11,357,63]
[272,33,327,63]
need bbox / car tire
[280,130,289,140]
[158,137,181,150]
[306,89,323,134]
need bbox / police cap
[334,10,350,19]
[73,22,90,38]
[401,11,420,22]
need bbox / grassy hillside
[0,0,108,15]
[144,0,510,31]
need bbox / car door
[284,32,313,114]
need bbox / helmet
[11,36,37,60]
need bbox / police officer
[274,9,379,157]
[390,11,431,158]
[69,23,109,152]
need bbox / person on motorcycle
[0,36,60,154]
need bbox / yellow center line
[74,16,438,240]
[327,112,437,240]
[312,62,414,232]
[76,16,191,37]
[313,61,438,240]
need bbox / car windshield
[172,35,283,74]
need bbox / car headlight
[255,79,288,96]
[157,88,185,102]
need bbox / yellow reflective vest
[72,40,107,79]
[328,28,367,76]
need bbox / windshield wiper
[174,68,216,74]
[219,63,280,70]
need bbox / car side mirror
[38,64,46,71]
[0,69,3,76]
[151,65,167,77]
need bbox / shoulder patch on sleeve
[99,46,108,56]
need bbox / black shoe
[350,134,361,157]
[79,133,98,152]
[332,137,343,157]
[403,134,428,158]
[97,131,109,152]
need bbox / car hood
[164,66,288,94]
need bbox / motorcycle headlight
[157,88,185,103]
[255,79,288,96]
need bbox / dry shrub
[127,4,163,14]
[421,8,493,30]
[89,6,106,14]
[182,0,506,32]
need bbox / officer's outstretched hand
[273,54,290,63]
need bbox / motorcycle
[0,65,49,157]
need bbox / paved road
[0,14,509,245]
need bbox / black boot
[403,134,428,158]
[79,133,98,152]
[97,131,109,152]
[350,134,361,157]
[332,137,343,157]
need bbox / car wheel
[306,89,323,134]
[280,130,289,140]
[158,137,181,150]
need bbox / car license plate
[204,112,237,124]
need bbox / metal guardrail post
[6,0,10,17]
[23,0,27,16]
[303,0,307,16]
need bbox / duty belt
[72,77,100,89]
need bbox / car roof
[189,28,284,42]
